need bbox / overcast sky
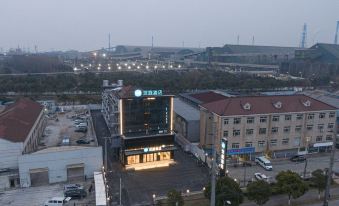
[0,0,338,51]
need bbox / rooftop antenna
[300,23,307,48]
[335,21,339,44]
[151,36,154,50]
[252,36,255,45]
[237,35,240,45]
[108,33,111,51]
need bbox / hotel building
[102,81,175,169]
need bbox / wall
[0,138,23,169]
[18,146,103,187]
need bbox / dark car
[76,139,90,144]
[64,189,87,199]
[290,155,306,162]
[75,126,87,133]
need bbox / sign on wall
[134,89,163,97]
[227,147,255,155]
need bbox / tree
[311,169,326,199]
[246,180,272,205]
[204,176,243,206]
[276,170,308,205]
[166,189,184,206]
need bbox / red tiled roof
[189,91,228,103]
[0,98,43,143]
[201,95,337,116]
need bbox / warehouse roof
[222,44,297,54]
[0,98,43,143]
[201,94,337,116]
[173,98,200,121]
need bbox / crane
[335,21,339,44]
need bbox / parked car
[75,126,87,133]
[290,155,306,162]
[242,161,252,167]
[64,184,83,191]
[44,197,71,206]
[76,139,90,144]
[64,189,87,199]
[254,172,269,182]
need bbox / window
[294,137,301,147]
[295,125,302,132]
[272,115,279,122]
[223,118,229,125]
[329,112,335,118]
[326,135,333,141]
[318,124,324,132]
[245,142,253,147]
[316,136,322,142]
[271,127,279,133]
[270,139,277,146]
[233,118,241,124]
[282,138,289,145]
[296,114,303,120]
[308,113,315,120]
[284,126,291,133]
[307,124,313,131]
[223,131,228,137]
[328,123,334,129]
[247,117,254,124]
[233,130,240,136]
[319,113,326,119]
[258,141,265,147]
[260,116,267,123]
[246,129,254,135]
[285,115,292,121]
[232,143,240,149]
[259,128,267,135]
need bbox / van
[255,156,273,170]
[44,197,71,206]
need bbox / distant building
[280,43,339,79]
[200,44,297,65]
[102,80,175,170]
[199,95,337,162]
[0,98,46,189]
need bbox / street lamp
[186,189,190,194]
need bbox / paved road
[228,152,339,186]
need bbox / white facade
[0,138,23,170]
[18,146,103,187]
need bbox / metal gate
[67,163,84,182]
[30,168,49,186]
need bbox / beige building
[200,95,337,158]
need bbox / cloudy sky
[0,0,338,51]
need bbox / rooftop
[173,98,200,121]
[201,94,337,116]
[179,91,228,107]
[0,98,43,143]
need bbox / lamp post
[323,129,336,206]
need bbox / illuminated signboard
[134,89,163,97]
[227,147,255,155]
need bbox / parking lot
[91,110,210,206]
[41,108,96,148]
[0,181,95,206]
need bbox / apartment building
[199,95,337,159]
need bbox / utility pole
[243,163,247,187]
[303,158,308,180]
[323,129,337,206]
[105,137,108,171]
[120,177,122,206]
[210,122,216,206]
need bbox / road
[228,152,339,186]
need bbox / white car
[254,173,269,182]
[44,197,71,206]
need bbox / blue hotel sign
[135,89,163,97]
[227,147,255,155]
